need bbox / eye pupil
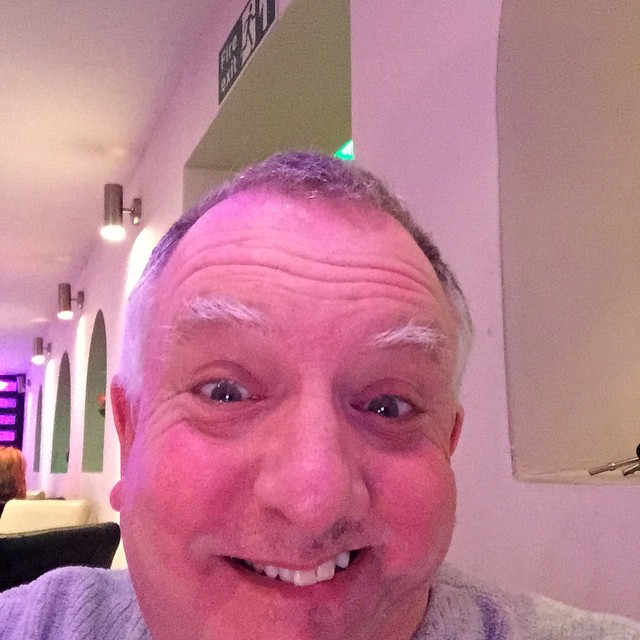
[368,395,400,418]
[209,381,245,403]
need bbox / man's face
[111,190,463,640]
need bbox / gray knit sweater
[0,565,638,639]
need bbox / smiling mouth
[231,550,358,587]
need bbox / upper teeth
[245,551,351,587]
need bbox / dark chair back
[0,522,121,592]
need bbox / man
[1,152,639,639]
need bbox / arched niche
[82,310,107,472]
[51,352,71,473]
[498,1,640,480]
[33,386,43,472]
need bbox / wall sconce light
[57,283,84,320]
[101,183,142,242]
[31,337,51,365]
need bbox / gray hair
[119,151,472,400]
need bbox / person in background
[0,446,26,517]
[0,152,639,639]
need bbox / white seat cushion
[0,499,93,534]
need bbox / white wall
[23,0,639,622]
[352,0,639,621]
[24,237,133,520]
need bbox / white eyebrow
[177,295,267,330]
[175,302,444,357]
[369,320,446,353]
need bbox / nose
[253,390,370,536]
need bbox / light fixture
[101,183,142,242]
[57,283,84,320]
[31,338,51,365]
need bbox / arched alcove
[82,310,107,472]
[51,352,71,473]
[33,386,43,472]
[498,1,640,481]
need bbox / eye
[364,394,414,419]
[198,379,252,403]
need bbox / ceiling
[0,1,220,374]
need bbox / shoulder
[0,567,150,640]
[414,564,640,640]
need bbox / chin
[128,546,428,640]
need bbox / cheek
[375,450,456,574]
[122,422,247,539]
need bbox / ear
[109,376,137,512]
[111,376,137,465]
[449,404,464,456]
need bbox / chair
[0,522,121,592]
[0,499,93,534]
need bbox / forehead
[154,189,454,335]
[183,189,414,258]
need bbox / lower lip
[225,550,366,597]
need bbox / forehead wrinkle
[172,228,433,289]
[215,239,432,285]
[175,261,432,303]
